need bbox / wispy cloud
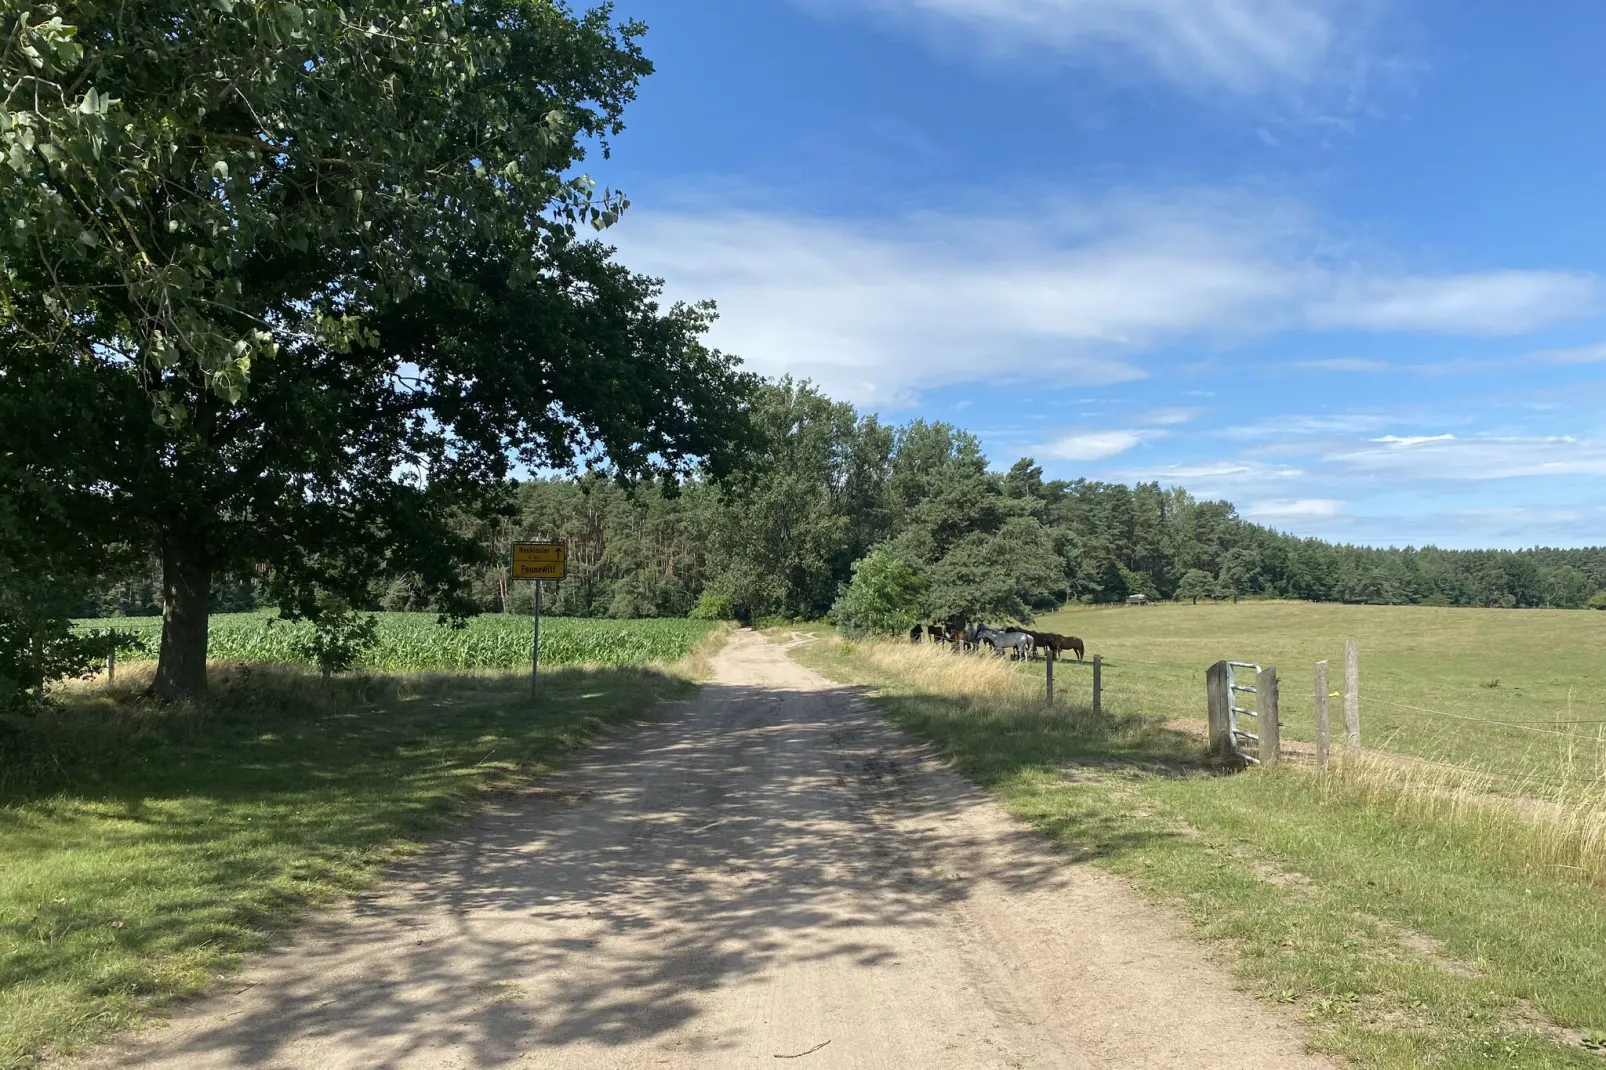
[801,0,1366,96]
[1116,460,1308,497]
[1330,434,1606,480]
[1140,406,1201,425]
[1038,429,1157,461]
[1225,413,1394,439]
[1308,271,1600,335]
[1536,342,1606,366]
[1244,497,1346,520]
[1295,357,1392,373]
[611,192,1599,404]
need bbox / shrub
[1590,591,1606,611]
[0,586,142,712]
[688,591,736,621]
[287,610,380,680]
[830,551,926,638]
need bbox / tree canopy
[1,0,755,699]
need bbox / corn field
[75,613,719,671]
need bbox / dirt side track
[80,631,1329,1069]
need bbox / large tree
[0,1,754,698]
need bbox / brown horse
[1026,631,1085,662]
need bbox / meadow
[0,625,725,1069]
[1032,600,1606,783]
[788,605,1606,1069]
[78,612,719,672]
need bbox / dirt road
[85,631,1328,1069]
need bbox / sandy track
[82,631,1328,1069]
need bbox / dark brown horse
[1025,631,1086,662]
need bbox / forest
[79,379,1606,625]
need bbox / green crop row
[74,613,718,671]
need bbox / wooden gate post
[1045,650,1054,705]
[1314,660,1330,769]
[1257,665,1280,766]
[1206,660,1232,757]
[1092,654,1103,716]
[1344,639,1361,760]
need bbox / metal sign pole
[531,581,542,698]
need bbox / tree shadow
[83,671,1183,1068]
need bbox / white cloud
[1331,435,1606,480]
[803,0,1355,95]
[610,194,1599,404]
[1536,342,1606,366]
[1308,272,1600,335]
[1226,413,1393,439]
[1116,460,1307,498]
[1371,433,1455,446]
[1296,357,1392,372]
[1244,497,1345,520]
[1140,406,1201,425]
[1038,429,1154,460]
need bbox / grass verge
[790,636,1606,1070]
[0,651,708,1069]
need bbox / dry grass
[840,639,1049,707]
[791,629,1606,1068]
[1315,753,1606,889]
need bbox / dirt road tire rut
[82,630,1328,1069]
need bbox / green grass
[0,658,699,1069]
[77,612,718,672]
[1034,600,1606,781]
[790,633,1606,1069]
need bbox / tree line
[5,3,1602,711]
[76,379,1606,626]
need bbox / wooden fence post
[1257,665,1279,766]
[1314,660,1330,769]
[1206,660,1231,757]
[1344,639,1361,760]
[107,645,116,687]
[1045,651,1055,705]
[1092,655,1103,716]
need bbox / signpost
[511,542,567,696]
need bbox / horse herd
[908,622,1086,662]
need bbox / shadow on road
[113,669,1185,1068]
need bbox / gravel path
[83,630,1329,1069]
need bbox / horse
[908,624,923,644]
[926,624,946,644]
[1024,631,1086,662]
[976,626,1033,660]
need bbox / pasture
[790,631,1606,1068]
[1032,600,1606,782]
[0,626,722,1069]
[79,613,719,672]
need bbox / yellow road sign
[512,542,567,580]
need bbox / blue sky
[593,0,1606,549]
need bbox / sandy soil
[80,630,1330,1069]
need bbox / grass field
[1031,601,1606,782]
[0,627,724,1069]
[77,612,719,672]
[789,634,1606,1069]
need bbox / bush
[830,551,926,638]
[286,609,379,680]
[1590,591,1606,611]
[688,591,736,621]
[0,581,143,712]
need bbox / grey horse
[975,625,1033,659]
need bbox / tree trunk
[153,526,212,701]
